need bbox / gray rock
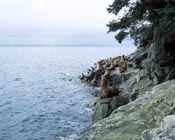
[127,62,134,67]
[142,115,175,140]
[119,69,152,93]
[164,68,175,82]
[148,42,175,84]
[110,96,129,113]
[133,51,148,68]
[131,92,139,101]
[92,98,112,122]
[133,78,152,92]
[142,58,152,71]
[92,96,129,122]
[82,80,175,140]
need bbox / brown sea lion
[119,61,127,73]
[112,56,121,61]
[102,70,110,79]
[103,60,110,69]
[83,71,94,81]
[80,73,85,80]
[99,78,119,99]
[104,63,115,71]
[91,76,97,86]
[93,62,101,73]
[96,59,105,65]
[122,54,128,61]
[112,59,119,67]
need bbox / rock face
[147,42,175,84]
[89,65,153,123]
[82,80,175,140]
[142,115,175,140]
[92,96,129,122]
[80,41,175,140]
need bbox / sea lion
[102,70,110,79]
[103,60,110,69]
[99,78,119,99]
[120,55,125,63]
[80,73,85,80]
[112,59,119,67]
[91,76,97,86]
[113,56,121,61]
[119,61,127,73]
[84,71,94,81]
[120,55,128,63]
[104,63,115,71]
[122,54,128,61]
[93,62,101,73]
[97,59,105,65]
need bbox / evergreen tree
[107,0,175,46]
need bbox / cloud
[0,0,134,46]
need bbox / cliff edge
[80,42,175,140]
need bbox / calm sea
[0,46,136,140]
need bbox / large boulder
[92,96,129,122]
[82,80,175,140]
[92,98,112,122]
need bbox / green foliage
[107,0,129,14]
[115,31,128,43]
[107,0,148,45]
[156,7,175,41]
[107,0,175,45]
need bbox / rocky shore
[79,44,175,140]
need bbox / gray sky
[0,0,134,46]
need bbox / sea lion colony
[80,54,134,85]
[80,54,135,98]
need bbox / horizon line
[0,44,118,47]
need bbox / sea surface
[0,46,136,140]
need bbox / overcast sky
[0,0,134,46]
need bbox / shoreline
[79,46,175,140]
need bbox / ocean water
[0,47,136,140]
